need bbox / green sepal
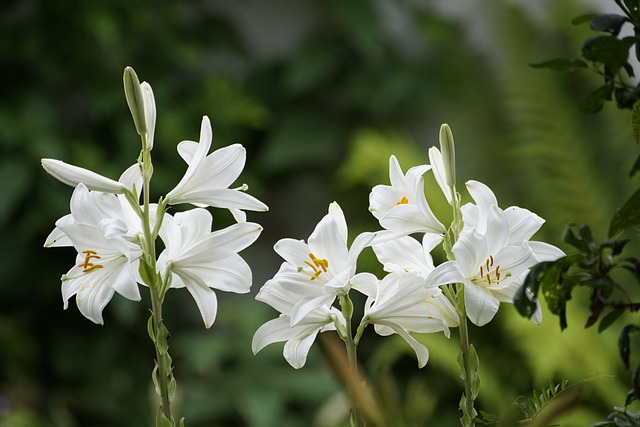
[147,315,156,342]
[155,321,170,356]
[139,257,157,288]
[178,418,185,427]
[152,362,161,396]
[168,376,177,401]
[123,66,147,136]
[156,409,174,427]
[469,344,480,400]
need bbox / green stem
[139,134,175,425]
[340,295,365,427]
[457,289,478,427]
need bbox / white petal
[41,159,126,193]
[45,214,73,247]
[186,254,252,293]
[328,202,348,243]
[428,147,452,204]
[350,272,379,298]
[177,270,219,328]
[504,206,544,245]
[377,322,430,368]
[168,188,268,211]
[274,238,311,266]
[464,281,500,326]
[118,164,143,194]
[252,316,295,353]
[290,294,336,326]
[426,262,465,287]
[529,241,565,262]
[283,329,320,369]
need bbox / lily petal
[42,159,126,193]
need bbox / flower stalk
[340,294,366,427]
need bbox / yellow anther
[78,250,104,273]
[305,253,329,281]
[396,196,409,205]
[480,265,484,278]
[489,255,494,266]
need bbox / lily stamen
[78,249,104,273]
[396,196,409,205]
[304,253,329,281]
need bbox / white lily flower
[355,272,458,368]
[157,208,263,328]
[373,234,443,277]
[257,202,374,326]
[165,116,268,222]
[41,160,141,195]
[252,278,346,369]
[369,155,444,237]
[461,180,565,262]
[428,206,539,326]
[50,184,143,324]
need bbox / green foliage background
[1,0,637,426]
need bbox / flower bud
[439,124,456,189]
[123,66,147,136]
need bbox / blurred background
[1,0,638,426]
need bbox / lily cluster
[252,125,564,369]
[42,68,267,328]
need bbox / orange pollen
[479,256,502,286]
[396,196,409,205]
[78,250,103,273]
[304,253,329,281]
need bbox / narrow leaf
[599,308,625,333]
[609,188,640,237]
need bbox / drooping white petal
[45,214,73,247]
[428,147,452,205]
[41,159,126,193]
[464,280,500,326]
[176,269,219,328]
[504,206,545,245]
[529,241,565,262]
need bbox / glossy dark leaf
[615,86,640,109]
[515,257,578,330]
[529,58,588,71]
[622,257,640,283]
[619,324,640,369]
[627,365,640,406]
[599,308,625,333]
[586,291,606,328]
[578,83,614,113]
[630,153,640,177]
[582,36,635,70]
[590,14,629,36]
[610,188,640,237]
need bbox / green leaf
[619,324,640,369]
[590,14,629,36]
[609,188,640,237]
[582,36,635,71]
[578,84,614,113]
[599,308,625,333]
[529,58,588,71]
[629,153,640,177]
[515,257,580,330]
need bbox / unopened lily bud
[439,124,456,190]
[123,66,147,136]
